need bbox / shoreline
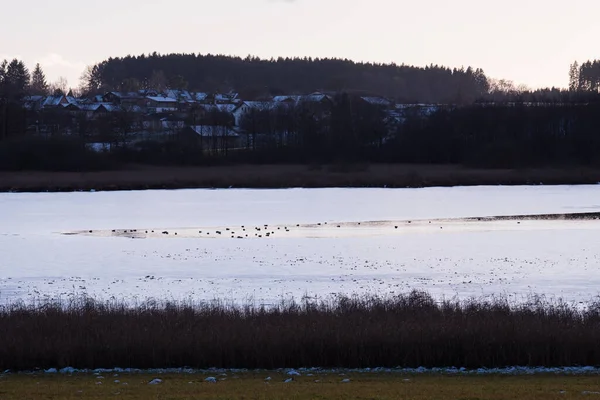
[1,164,600,192]
[13,366,600,375]
[3,371,598,400]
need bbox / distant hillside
[83,53,490,104]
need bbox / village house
[145,96,178,113]
[176,125,241,153]
[232,100,282,126]
[42,95,71,109]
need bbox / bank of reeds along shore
[1,291,599,372]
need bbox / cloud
[36,53,87,86]
[38,53,86,71]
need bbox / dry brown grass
[0,372,597,400]
[1,163,600,192]
[2,294,600,371]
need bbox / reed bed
[1,291,599,371]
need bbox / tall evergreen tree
[4,59,30,100]
[0,60,7,97]
[30,63,49,95]
[569,61,580,92]
[0,60,8,140]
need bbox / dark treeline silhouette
[2,292,600,370]
[569,59,600,92]
[3,55,600,173]
[393,101,600,167]
[83,53,490,103]
[3,93,600,171]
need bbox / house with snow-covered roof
[145,96,178,113]
[42,95,70,108]
[232,100,282,126]
[176,125,241,152]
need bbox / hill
[82,53,490,104]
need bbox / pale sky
[1,0,598,90]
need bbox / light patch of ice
[2,186,600,305]
[342,378,351,383]
[45,368,57,373]
[205,377,217,383]
[284,378,293,383]
[287,370,301,376]
[148,378,162,385]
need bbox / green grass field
[0,372,598,400]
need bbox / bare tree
[49,77,69,96]
[149,70,167,92]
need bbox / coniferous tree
[569,61,580,92]
[30,63,49,95]
[84,53,492,104]
[0,60,8,140]
[3,59,30,101]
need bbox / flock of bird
[87,220,430,240]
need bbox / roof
[146,96,178,103]
[42,95,66,107]
[186,125,239,137]
[106,91,142,99]
[215,92,239,102]
[238,101,281,111]
[78,103,128,112]
[273,93,332,104]
[22,96,45,110]
[165,90,192,102]
[361,96,393,106]
[24,95,44,102]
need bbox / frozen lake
[1,186,600,304]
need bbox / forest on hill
[82,53,491,104]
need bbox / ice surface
[1,186,600,304]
